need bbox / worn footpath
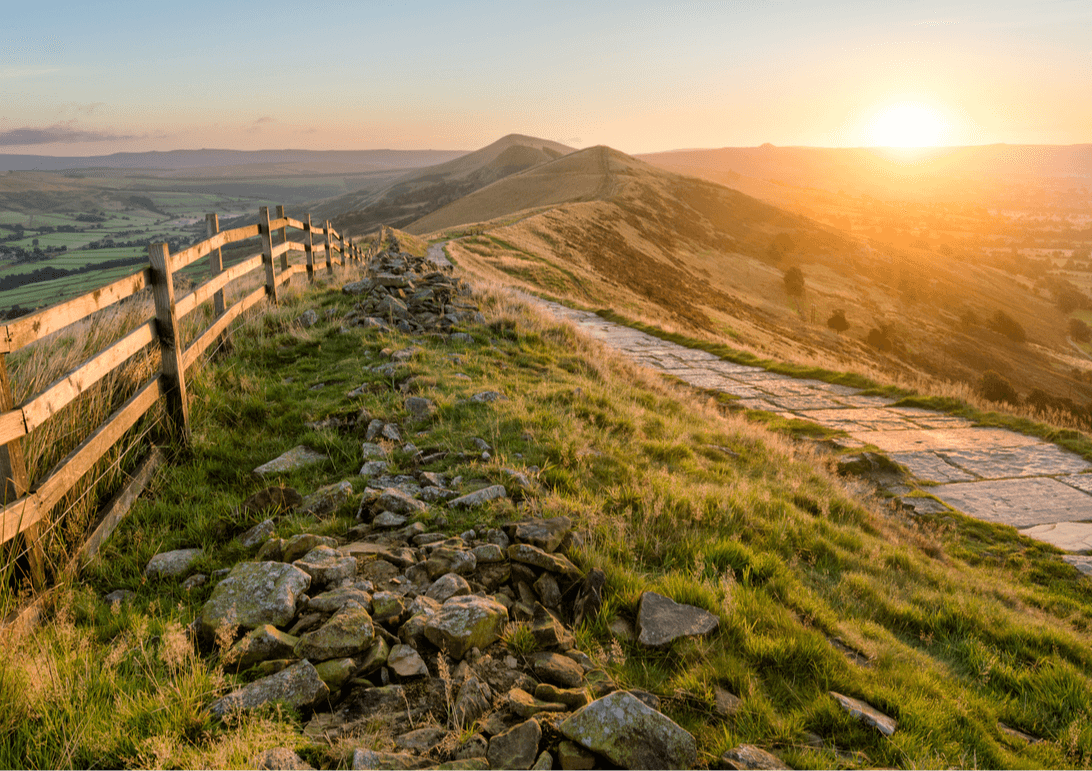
[524,298,1092,575]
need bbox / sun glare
[868,103,948,148]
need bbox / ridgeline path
[430,241,1092,574]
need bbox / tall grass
[0,237,375,609]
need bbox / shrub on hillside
[1069,318,1091,342]
[978,370,1020,404]
[827,309,849,333]
[1056,285,1091,314]
[783,266,805,298]
[987,309,1026,343]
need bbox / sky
[1,0,1089,156]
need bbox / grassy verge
[597,309,1092,462]
[1,280,1091,767]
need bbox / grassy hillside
[409,145,1092,423]
[325,135,575,237]
[2,267,1091,768]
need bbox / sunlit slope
[413,145,851,331]
[415,145,1092,407]
[325,134,574,235]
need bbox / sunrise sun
[868,103,948,148]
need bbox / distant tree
[978,370,1019,404]
[988,309,1026,343]
[1056,284,1091,314]
[783,266,805,298]
[767,233,795,263]
[827,309,850,333]
[1069,318,1091,342]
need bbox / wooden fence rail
[0,206,369,579]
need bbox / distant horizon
[4,138,1092,162]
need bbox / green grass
[597,308,1092,462]
[3,276,1092,768]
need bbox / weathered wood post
[276,205,289,273]
[0,355,44,587]
[259,206,280,303]
[147,242,191,444]
[304,214,316,282]
[205,213,230,352]
[323,220,334,276]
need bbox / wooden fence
[0,206,366,585]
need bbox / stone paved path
[528,299,1092,565]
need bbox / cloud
[246,116,275,134]
[0,122,139,146]
[0,66,59,79]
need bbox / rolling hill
[325,134,575,236]
[397,140,1092,412]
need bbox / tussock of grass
[1,273,1091,767]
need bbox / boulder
[283,534,339,564]
[425,595,509,659]
[426,573,471,603]
[448,485,507,509]
[294,601,375,661]
[388,644,429,679]
[252,747,314,770]
[350,749,426,770]
[512,517,571,553]
[209,659,329,717]
[199,562,311,636]
[720,745,788,770]
[453,676,493,727]
[145,548,202,579]
[294,545,358,586]
[225,625,300,670]
[636,591,719,648]
[530,652,584,688]
[299,480,353,517]
[378,487,427,515]
[240,519,276,549]
[560,691,696,770]
[254,446,328,477]
[308,583,374,614]
[487,718,541,770]
[315,657,358,689]
[507,544,581,578]
[829,691,897,736]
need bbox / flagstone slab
[939,445,1092,480]
[1019,522,1092,553]
[736,399,782,412]
[1058,474,1092,494]
[889,452,977,483]
[705,361,765,375]
[852,427,1041,454]
[933,478,1092,528]
[836,394,899,408]
[765,394,849,411]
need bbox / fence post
[205,213,230,352]
[147,242,191,444]
[323,220,334,276]
[304,214,316,282]
[259,206,279,303]
[276,205,289,273]
[0,355,44,588]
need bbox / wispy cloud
[0,66,59,79]
[0,121,138,146]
